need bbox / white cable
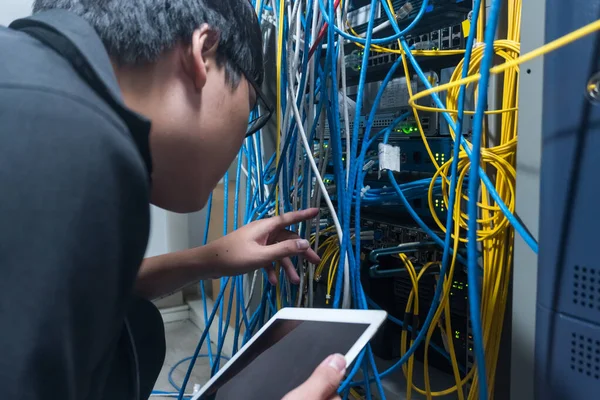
[355,20,392,37]
[288,84,351,309]
[336,4,351,187]
[245,269,259,310]
[240,160,259,192]
[245,136,269,201]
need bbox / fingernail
[296,239,310,250]
[327,354,346,375]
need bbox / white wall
[1,0,33,25]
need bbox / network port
[452,25,461,34]
[442,39,450,49]
[442,27,450,37]
[431,30,439,40]
[452,37,461,48]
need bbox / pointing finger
[265,264,277,286]
[263,208,319,232]
[281,257,300,284]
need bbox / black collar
[10,10,153,176]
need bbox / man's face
[145,27,256,213]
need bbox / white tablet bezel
[190,307,387,400]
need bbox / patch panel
[360,180,448,219]
[347,0,471,37]
[321,116,364,139]
[369,110,438,137]
[393,137,453,173]
[345,18,468,73]
[406,22,466,51]
[359,217,439,247]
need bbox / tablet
[191,307,387,400]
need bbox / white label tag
[378,143,401,172]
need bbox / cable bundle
[157,1,600,399]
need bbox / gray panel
[511,0,545,398]
[536,308,600,399]
[535,0,600,398]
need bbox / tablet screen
[198,319,370,400]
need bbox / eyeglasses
[244,73,273,137]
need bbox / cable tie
[363,160,375,171]
[360,185,371,198]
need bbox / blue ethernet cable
[354,0,480,382]
[233,276,243,354]
[342,23,411,313]
[465,0,505,398]
[177,277,230,400]
[215,173,229,374]
[166,354,230,393]
[316,0,429,45]
[199,192,214,367]
[362,355,373,400]
[323,13,345,225]
[332,5,394,390]
[212,278,236,376]
[333,0,378,309]
[231,155,244,355]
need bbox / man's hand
[283,354,347,400]
[205,208,321,285]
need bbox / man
[0,0,346,399]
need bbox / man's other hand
[206,208,321,284]
[282,354,347,400]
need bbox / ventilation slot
[570,332,600,379]
[572,265,600,310]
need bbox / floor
[153,320,460,399]
[152,320,214,397]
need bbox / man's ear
[185,24,220,92]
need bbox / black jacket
[0,10,164,400]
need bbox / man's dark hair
[33,0,264,87]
